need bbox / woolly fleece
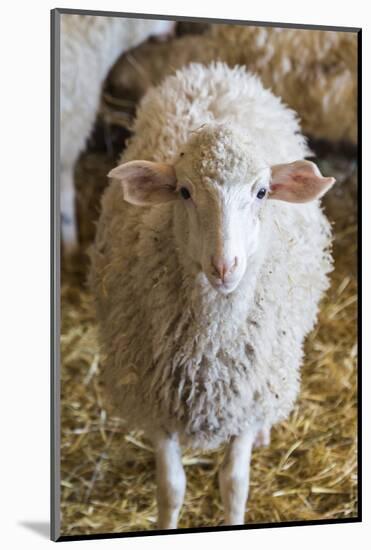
[110,26,357,143]
[61,14,172,170]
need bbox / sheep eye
[180,187,191,200]
[257,188,267,199]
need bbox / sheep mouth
[208,276,240,295]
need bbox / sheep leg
[61,167,78,255]
[153,431,186,530]
[218,428,256,525]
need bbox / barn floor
[59,136,358,536]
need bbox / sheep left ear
[108,160,178,206]
[269,160,336,203]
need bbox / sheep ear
[108,160,178,206]
[269,160,335,203]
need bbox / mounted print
[51,8,361,542]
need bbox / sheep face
[108,124,335,295]
[174,126,271,294]
[174,175,269,294]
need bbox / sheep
[108,25,357,144]
[211,26,357,144]
[89,62,335,529]
[60,14,174,253]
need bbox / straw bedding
[59,32,358,534]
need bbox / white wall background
[0,0,368,548]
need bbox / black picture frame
[51,8,362,542]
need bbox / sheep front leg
[218,428,256,525]
[153,431,186,530]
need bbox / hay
[59,145,358,535]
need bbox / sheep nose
[211,256,238,282]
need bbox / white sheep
[60,13,174,253]
[89,62,335,529]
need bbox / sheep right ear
[269,160,335,203]
[108,160,178,206]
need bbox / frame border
[54,7,360,32]
[51,7,362,542]
[51,7,61,543]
